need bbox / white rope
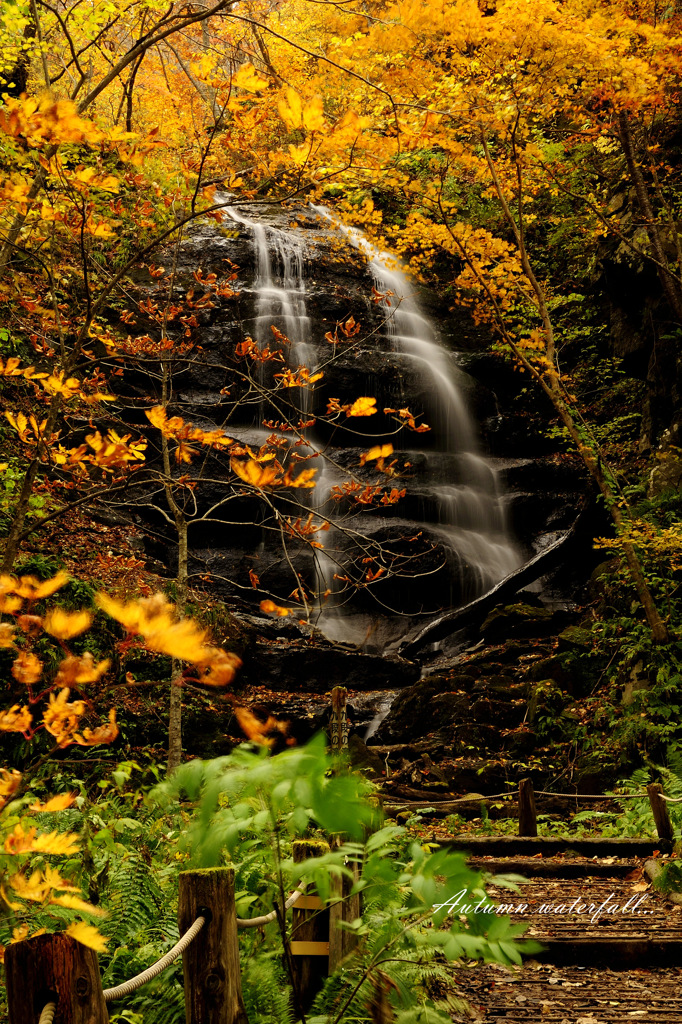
[533,790,647,800]
[660,794,682,803]
[102,915,205,1002]
[38,1003,56,1024]
[236,888,304,929]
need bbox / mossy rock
[525,656,570,686]
[588,559,619,599]
[558,626,593,649]
[481,603,554,641]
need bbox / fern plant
[572,747,682,839]
[153,738,541,1024]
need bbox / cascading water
[312,206,521,601]
[226,204,520,647]
[226,207,344,618]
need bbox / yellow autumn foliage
[96,592,210,661]
[43,608,93,640]
[65,921,108,952]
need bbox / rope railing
[38,1004,56,1024]
[236,887,304,928]
[386,787,679,805]
[103,915,205,1002]
[100,888,307,1008]
[533,790,648,800]
[385,777,680,846]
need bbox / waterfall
[225,204,520,647]
[311,206,521,598]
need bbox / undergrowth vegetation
[0,738,543,1024]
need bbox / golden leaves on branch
[193,650,242,689]
[4,825,80,856]
[231,457,283,488]
[231,62,269,93]
[230,454,318,490]
[324,315,361,344]
[97,592,209,661]
[11,652,42,685]
[0,705,32,734]
[43,689,88,748]
[54,653,110,687]
[0,576,244,952]
[235,336,284,362]
[53,430,147,475]
[360,443,394,469]
[260,599,292,617]
[5,571,69,600]
[29,793,76,813]
[274,367,324,388]
[0,94,104,147]
[283,513,330,548]
[0,769,21,807]
[5,408,146,473]
[145,406,233,462]
[0,357,48,381]
[326,395,378,417]
[96,592,242,688]
[73,709,119,746]
[233,706,291,748]
[278,88,326,132]
[43,608,92,640]
[383,407,431,432]
[65,922,108,951]
[330,481,406,506]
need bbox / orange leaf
[260,599,291,617]
[347,397,377,417]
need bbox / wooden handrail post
[330,686,349,753]
[647,783,674,844]
[5,933,107,1023]
[291,839,330,1016]
[518,778,538,837]
[178,867,247,1024]
[328,836,360,974]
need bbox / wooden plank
[178,867,247,1024]
[290,941,330,955]
[295,895,324,910]
[466,857,641,878]
[5,933,107,1024]
[439,836,672,856]
[533,938,682,967]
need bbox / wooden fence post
[328,837,361,974]
[5,933,107,1024]
[647,783,674,844]
[518,778,538,837]
[291,839,330,1015]
[330,686,349,753]
[178,866,247,1024]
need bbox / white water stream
[227,205,520,646]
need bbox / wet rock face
[242,640,419,693]
[120,201,589,650]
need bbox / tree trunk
[167,514,188,775]
[617,109,682,324]
[478,134,670,645]
[550,394,669,643]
